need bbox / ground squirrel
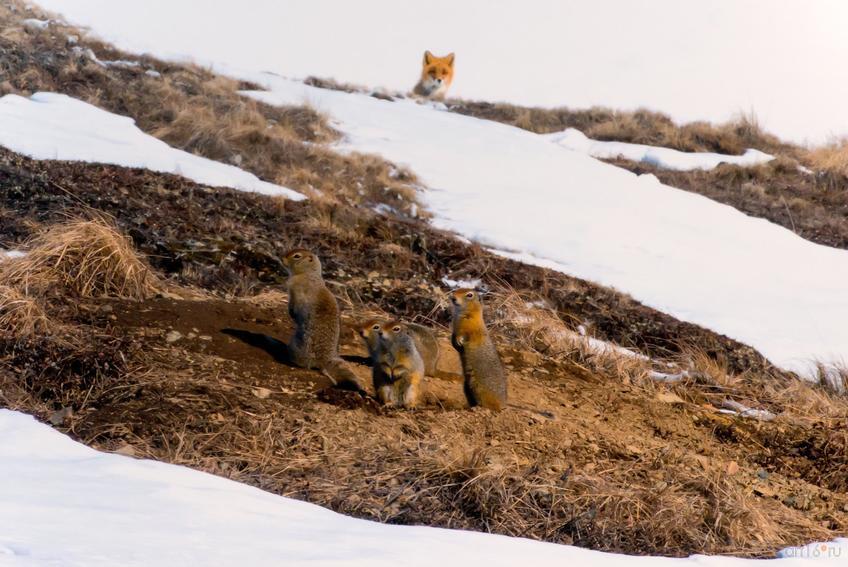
[449,288,508,410]
[374,321,425,408]
[282,249,363,391]
[356,318,440,376]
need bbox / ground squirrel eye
[465,292,474,299]
[393,326,401,332]
[372,324,380,331]
[292,253,302,259]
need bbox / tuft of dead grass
[0,284,53,337]
[2,219,158,299]
[813,362,848,396]
[805,139,848,189]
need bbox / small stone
[157,290,183,301]
[165,330,183,343]
[656,391,686,404]
[757,469,770,480]
[114,444,136,457]
[726,461,740,475]
[199,335,212,341]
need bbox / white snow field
[32,0,848,144]
[0,92,303,200]
[1,409,846,566]
[546,129,774,171]
[238,76,848,378]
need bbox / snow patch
[22,17,49,30]
[102,59,141,69]
[0,92,303,199]
[0,250,26,261]
[71,45,105,66]
[546,128,774,171]
[441,276,482,289]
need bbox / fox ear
[423,50,433,65]
[446,52,455,66]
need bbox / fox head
[419,51,454,97]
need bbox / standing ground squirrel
[282,249,364,391]
[449,288,508,410]
[375,321,425,408]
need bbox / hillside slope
[243,77,848,378]
[1,3,847,563]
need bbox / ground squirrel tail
[321,358,367,393]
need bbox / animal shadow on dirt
[221,328,291,365]
[222,328,372,367]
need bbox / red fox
[413,51,454,100]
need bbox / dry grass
[805,139,848,189]
[813,362,848,396]
[449,101,792,156]
[0,284,53,337]
[2,219,158,299]
[425,448,831,555]
[0,219,157,343]
[77,355,840,558]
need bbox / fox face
[416,51,454,99]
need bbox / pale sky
[36,0,848,144]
